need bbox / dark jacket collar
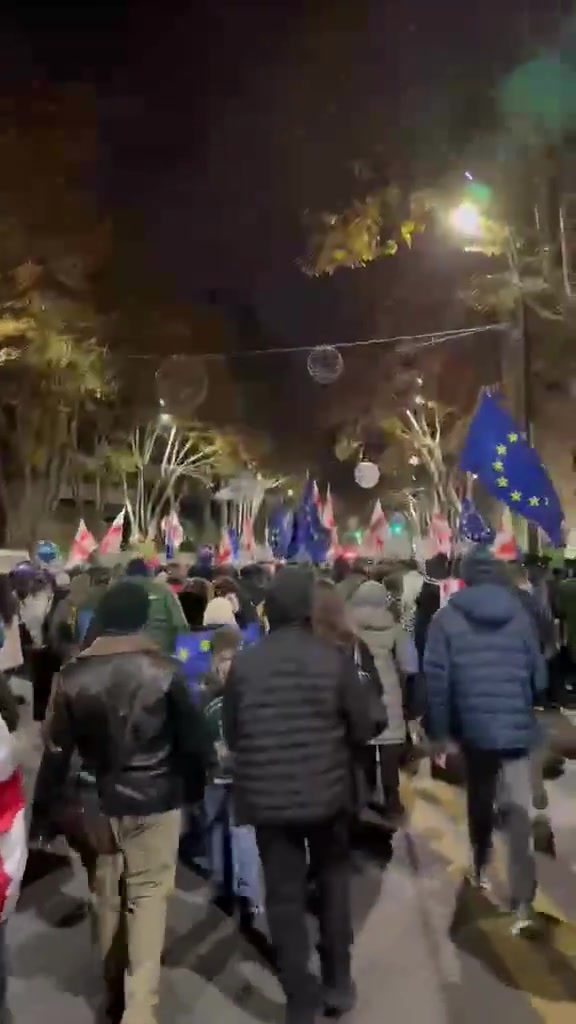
[78,633,160,659]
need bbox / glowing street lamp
[449,201,482,238]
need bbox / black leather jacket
[35,633,208,818]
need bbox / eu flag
[268,506,293,559]
[458,497,494,544]
[286,478,330,563]
[459,392,564,545]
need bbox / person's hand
[432,741,459,768]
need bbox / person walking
[85,558,189,655]
[32,580,208,1024]
[424,546,547,934]
[223,566,377,1024]
[200,625,263,924]
[344,578,419,827]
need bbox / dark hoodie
[222,567,374,824]
[423,547,546,752]
[413,554,450,665]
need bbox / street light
[450,190,536,552]
[448,201,482,238]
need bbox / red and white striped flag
[0,719,26,921]
[364,499,387,556]
[322,485,340,560]
[429,512,452,556]
[99,508,125,556]
[66,519,97,568]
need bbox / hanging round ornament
[156,356,209,417]
[354,460,380,489]
[307,345,344,384]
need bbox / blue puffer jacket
[423,582,547,752]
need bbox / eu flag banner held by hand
[459,392,564,545]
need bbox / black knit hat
[97,580,150,635]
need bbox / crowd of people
[0,545,572,1023]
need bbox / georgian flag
[429,512,452,556]
[439,578,464,606]
[240,516,256,560]
[0,718,26,922]
[217,526,237,565]
[99,508,125,556]
[322,485,340,560]
[492,515,518,561]
[364,499,387,555]
[66,519,97,568]
[161,510,184,556]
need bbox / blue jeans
[204,783,262,908]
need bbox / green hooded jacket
[124,576,189,654]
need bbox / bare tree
[105,417,243,542]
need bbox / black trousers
[256,815,352,1021]
[364,743,404,812]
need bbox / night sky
[2,2,569,293]
[0,1,573,474]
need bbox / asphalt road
[8,711,576,1024]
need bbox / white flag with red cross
[428,512,452,556]
[99,508,125,556]
[322,485,340,560]
[160,509,184,553]
[240,515,257,560]
[492,512,518,561]
[363,499,387,556]
[66,519,98,568]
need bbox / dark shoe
[286,1001,319,1024]
[97,992,124,1024]
[211,889,234,916]
[238,897,263,933]
[323,980,357,1016]
[379,803,406,831]
[533,817,556,857]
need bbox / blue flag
[458,497,494,544]
[268,506,293,559]
[287,479,330,563]
[174,622,262,693]
[459,393,564,545]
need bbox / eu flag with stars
[458,497,494,544]
[268,506,293,559]
[286,478,330,563]
[459,392,564,545]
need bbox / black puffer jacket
[223,567,375,825]
[34,634,208,818]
